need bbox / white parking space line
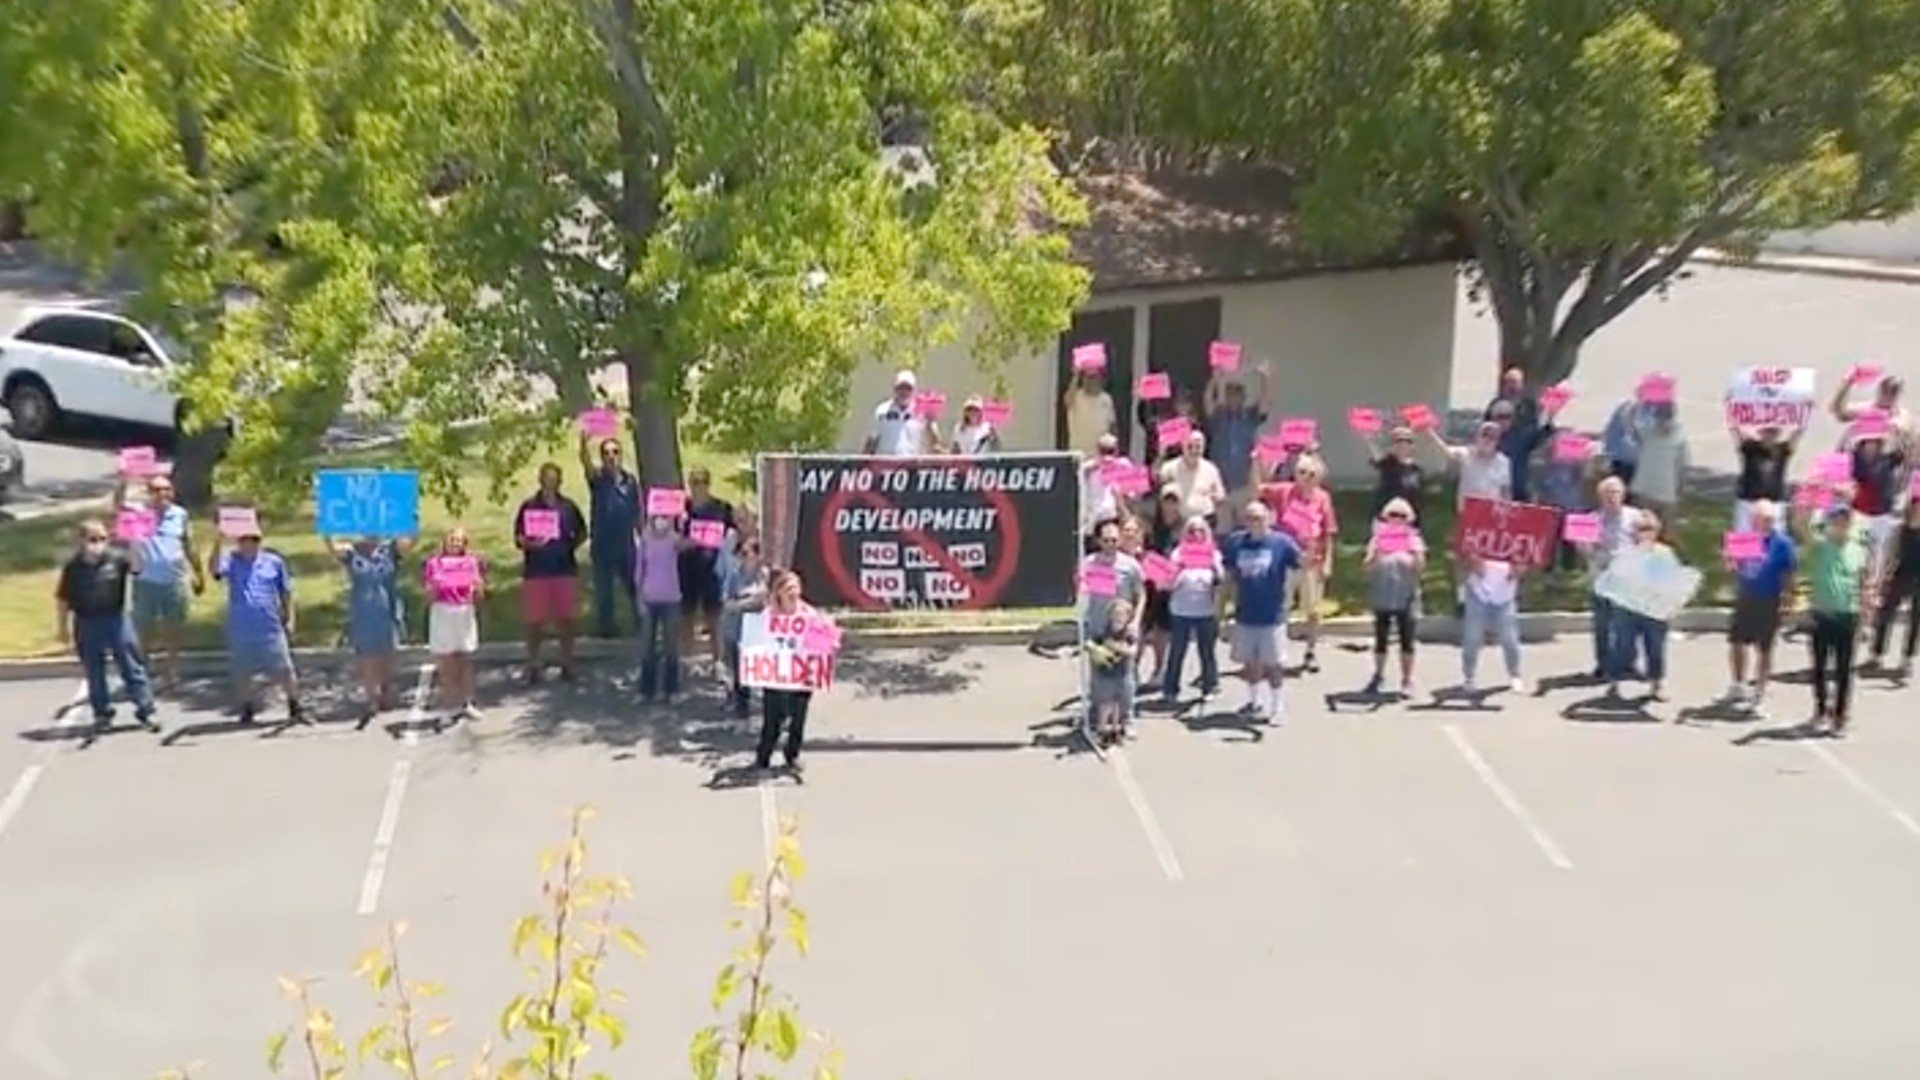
[1807,743,1920,843]
[1108,748,1184,882]
[1440,724,1575,871]
[0,693,90,846]
[759,781,780,867]
[356,760,413,915]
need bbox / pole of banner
[1071,449,1099,755]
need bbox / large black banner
[759,453,1080,610]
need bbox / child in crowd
[423,528,485,720]
[719,538,769,718]
[1362,498,1425,697]
[1086,598,1139,746]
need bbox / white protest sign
[1593,547,1703,622]
[739,611,836,691]
[1724,367,1816,431]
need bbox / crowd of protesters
[43,356,1920,755]
[1065,355,1920,743]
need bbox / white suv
[0,305,184,439]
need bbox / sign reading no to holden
[315,469,421,538]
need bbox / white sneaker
[1461,679,1478,695]
[1509,677,1526,694]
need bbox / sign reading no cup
[315,469,421,538]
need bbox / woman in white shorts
[422,528,486,720]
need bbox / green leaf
[587,1011,626,1050]
[265,1032,289,1073]
[510,915,542,958]
[711,963,740,1011]
[688,1027,724,1080]
[612,928,645,957]
[770,1009,803,1062]
[785,907,811,957]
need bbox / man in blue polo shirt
[1724,499,1797,716]
[1222,500,1301,721]
[211,516,305,725]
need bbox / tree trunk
[1495,308,1582,390]
[622,353,683,488]
[170,425,230,509]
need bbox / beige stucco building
[837,168,1464,485]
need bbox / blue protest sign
[315,469,421,537]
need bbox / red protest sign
[1453,497,1558,569]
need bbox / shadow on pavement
[1559,692,1661,724]
[1731,721,1829,745]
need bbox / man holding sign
[514,463,588,683]
[113,464,204,689]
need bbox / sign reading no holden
[315,469,421,537]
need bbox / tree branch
[577,0,674,154]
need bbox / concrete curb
[0,609,1746,683]
[1691,248,1920,285]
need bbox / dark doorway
[1147,298,1224,423]
[1055,306,1136,451]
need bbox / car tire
[3,377,58,440]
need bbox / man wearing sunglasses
[55,520,160,732]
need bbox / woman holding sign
[1362,499,1425,696]
[1262,455,1339,674]
[1159,516,1223,703]
[1796,502,1871,734]
[423,529,485,720]
[754,569,824,772]
[322,533,415,723]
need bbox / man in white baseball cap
[863,369,937,457]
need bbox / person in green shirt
[1796,502,1873,733]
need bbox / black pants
[755,690,813,767]
[1809,612,1858,717]
[1372,608,1416,654]
[1871,575,1920,661]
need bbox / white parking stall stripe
[1807,743,1920,843]
[1441,724,1574,871]
[1109,747,1184,882]
[0,695,90,846]
[356,760,413,915]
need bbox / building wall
[1764,213,1920,263]
[837,262,1461,485]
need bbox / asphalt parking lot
[4,637,1920,1080]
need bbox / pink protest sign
[799,619,842,654]
[1079,563,1117,597]
[647,487,688,517]
[1112,464,1153,496]
[1253,435,1289,465]
[1793,483,1833,511]
[1136,372,1171,401]
[689,519,726,548]
[522,509,560,541]
[1812,453,1851,483]
[1636,374,1675,404]
[1347,407,1384,436]
[434,555,479,588]
[1208,340,1242,372]
[1071,343,1107,373]
[577,408,619,438]
[1141,552,1178,587]
[1722,531,1763,561]
[115,508,156,542]
[117,446,158,476]
[1848,363,1884,387]
[1156,417,1193,448]
[979,400,1013,425]
[1561,513,1601,544]
[1399,403,1438,430]
[912,391,946,418]
[1552,433,1594,463]
[1372,522,1412,555]
[1277,418,1318,449]
[1851,411,1892,440]
[1538,384,1573,413]
[1096,456,1134,483]
[217,507,258,538]
[1176,541,1216,569]
[1912,472,1920,499]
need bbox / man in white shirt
[863,370,936,457]
[1062,370,1116,457]
[1159,429,1229,522]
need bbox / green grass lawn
[0,460,1742,660]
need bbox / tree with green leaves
[0,0,1088,505]
[1077,0,1920,384]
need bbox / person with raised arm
[864,370,939,457]
[577,430,641,638]
[1829,371,1913,445]
[1731,422,1796,533]
[1356,423,1428,521]
[112,466,204,689]
[1721,500,1797,717]
[321,531,414,725]
[1425,419,1512,510]
[210,511,305,725]
[1205,370,1269,499]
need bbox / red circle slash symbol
[815,461,1022,610]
